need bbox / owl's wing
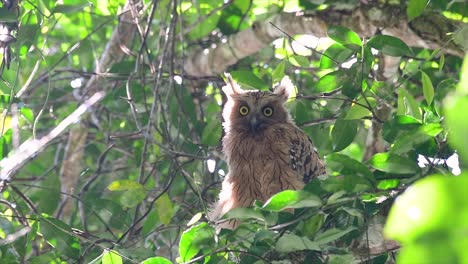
[289,128,326,183]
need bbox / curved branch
[185,7,464,76]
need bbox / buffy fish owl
[211,74,325,228]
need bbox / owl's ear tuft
[222,72,243,97]
[273,76,294,101]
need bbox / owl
[210,73,326,229]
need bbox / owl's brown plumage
[211,74,325,229]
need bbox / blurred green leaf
[272,60,287,82]
[320,43,355,69]
[142,257,173,264]
[231,70,269,90]
[367,35,412,57]
[315,70,348,92]
[289,55,310,68]
[314,227,356,245]
[107,180,144,191]
[179,222,215,262]
[302,213,326,237]
[328,26,362,51]
[20,107,34,123]
[377,179,400,190]
[276,233,320,252]
[444,96,468,164]
[102,250,123,264]
[331,119,358,152]
[223,207,267,222]
[40,214,80,259]
[155,194,176,225]
[421,71,434,105]
[326,153,373,179]
[262,190,322,211]
[390,123,442,155]
[407,0,429,21]
[384,174,468,243]
[344,97,377,119]
[369,152,419,174]
[53,3,92,14]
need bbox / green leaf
[407,0,429,21]
[142,209,158,236]
[397,88,422,120]
[289,55,310,68]
[421,71,434,105]
[384,174,468,243]
[102,250,123,264]
[39,214,80,259]
[390,123,442,155]
[444,96,468,164]
[302,213,326,237]
[320,43,355,69]
[326,153,373,179]
[377,179,400,190]
[142,257,173,264]
[120,188,147,208]
[344,97,377,119]
[262,190,322,211]
[328,26,362,51]
[314,227,356,245]
[367,35,412,57]
[155,194,176,225]
[230,70,269,90]
[179,222,215,262]
[369,152,419,174]
[275,233,320,253]
[107,180,144,191]
[315,70,348,92]
[331,119,358,152]
[223,207,267,222]
[272,60,287,82]
[20,107,34,123]
[201,118,222,146]
[53,3,92,14]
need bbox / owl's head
[221,74,294,135]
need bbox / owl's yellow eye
[239,105,249,116]
[263,106,273,117]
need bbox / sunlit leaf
[369,152,419,174]
[142,257,173,264]
[390,123,442,155]
[107,180,144,191]
[272,60,287,82]
[230,70,269,90]
[328,26,362,51]
[320,43,355,69]
[289,55,310,68]
[102,250,123,264]
[344,97,377,119]
[262,190,321,211]
[314,70,348,92]
[377,179,400,190]
[384,174,468,243]
[179,222,215,262]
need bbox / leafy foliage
[0,0,466,263]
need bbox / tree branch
[185,7,464,77]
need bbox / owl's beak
[249,115,261,132]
